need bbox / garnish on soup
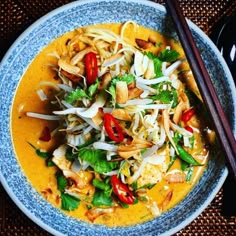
[11,21,214,226]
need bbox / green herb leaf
[130,181,138,190]
[92,190,114,207]
[47,158,55,167]
[27,142,49,159]
[108,84,116,101]
[151,90,178,108]
[88,78,99,97]
[36,149,50,158]
[65,88,89,104]
[144,52,163,78]
[65,148,78,162]
[61,193,80,211]
[55,172,68,192]
[108,74,135,101]
[78,149,119,173]
[111,74,135,86]
[158,49,180,62]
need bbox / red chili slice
[181,108,195,122]
[111,175,135,205]
[185,125,193,133]
[84,52,98,86]
[39,126,51,142]
[103,113,124,142]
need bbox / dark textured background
[0,0,236,235]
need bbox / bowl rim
[0,0,235,235]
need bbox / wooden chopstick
[165,0,236,181]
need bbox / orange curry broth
[11,23,207,227]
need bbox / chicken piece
[165,170,186,183]
[52,145,71,170]
[85,207,115,222]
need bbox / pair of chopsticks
[165,0,236,181]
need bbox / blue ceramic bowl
[0,0,235,235]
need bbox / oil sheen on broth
[11,23,208,227]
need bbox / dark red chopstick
[165,0,236,181]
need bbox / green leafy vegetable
[65,88,89,104]
[88,78,99,97]
[151,90,178,108]
[55,172,68,192]
[65,148,78,162]
[108,84,116,101]
[130,181,138,190]
[158,48,180,62]
[111,74,135,86]
[47,158,55,167]
[61,193,80,211]
[27,142,50,159]
[144,52,163,78]
[108,74,135,101]
[78,149,119,173]
[92,190,114,207]
[151,82,178,108]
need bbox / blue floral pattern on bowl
[0,1,235,235]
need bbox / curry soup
[11,23,209,227]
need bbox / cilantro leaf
[65,88,89,104]
[111,74,135,86]
[144,52,163,78]
[55,172,68,192]
[92,190,114,207]
[108,74,135,101]
[61,193,80,211]
[158,49,180,62]
[88,78,99,97]
[108,84,116,101]
[151,89,178,108]
[78,149,118,173]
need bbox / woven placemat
[0,0,236,235]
